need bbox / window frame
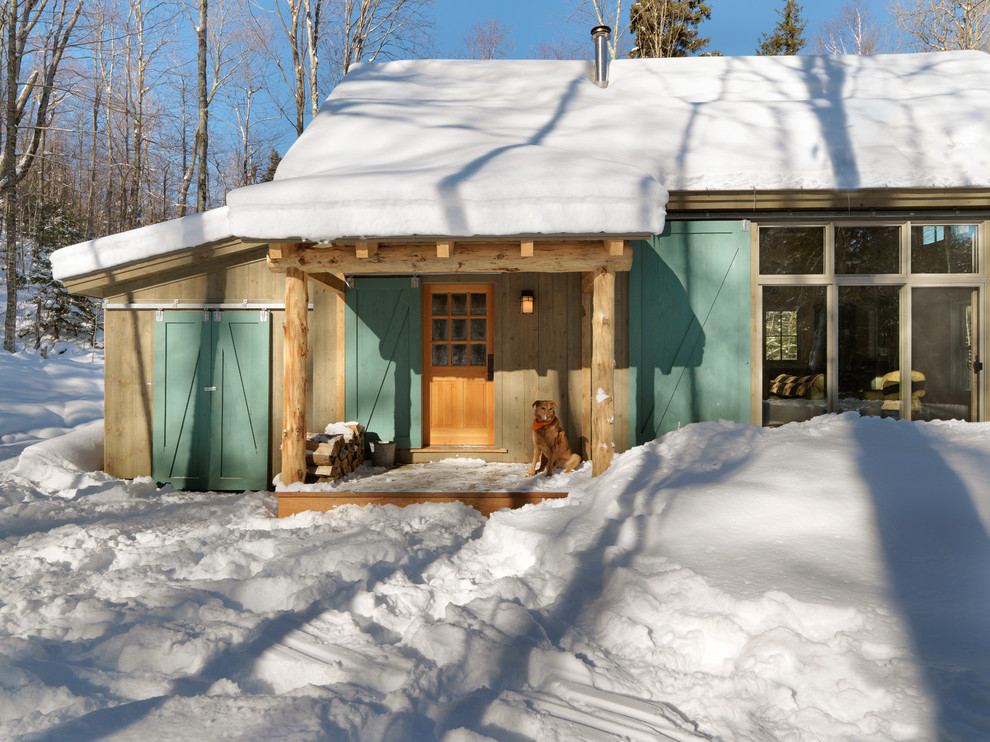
[752,219,988,424]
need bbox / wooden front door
[423,284,494,446]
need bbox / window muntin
[430,290,490,368]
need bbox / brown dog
[527,400,581,477]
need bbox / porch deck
[274,459,582,518]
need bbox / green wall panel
[345,278,422,448]
[630,221,752,444]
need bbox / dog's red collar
[532,416,557,431]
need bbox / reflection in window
[836,226,899,274]
[762,286,827,426]
[911,224,977,274]
[759,227,825,275]
[765,310,797,360]
[837,286,900,417]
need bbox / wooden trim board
[276,491,569,518]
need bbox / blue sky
[433,0,894,58]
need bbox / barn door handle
[974,359,984,374]
[487,354,494,381]
[204,386,217,392]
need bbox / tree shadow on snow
[435,428,756,740]
[852,418,990,740]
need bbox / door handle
[487,354,494,381]
[974,359,984,374]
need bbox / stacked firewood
[305,424,366,482]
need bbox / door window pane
[838,286,900,417]
[470,293,487,315]
[431,319,448,341]
[432,344,448,366]
[759,227,825,275]
[451,344,467,366]
[431,293,448,315]
[763,286,827,426]
[470,344,487,366]
[911,225,977,274]
[912,287,977,421]
[836,226,900,274]
[470,318,486,341]
[451,293,468,315]
[451,318,467,341]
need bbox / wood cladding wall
[101,251,624,482]
[490,272,628,463]
[102,255,344,483]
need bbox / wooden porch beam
[281,266,309,486]
[355,241,379,258]
[267,241,634,275]
[307,272,347,292]
[591,266,615,477]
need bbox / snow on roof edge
[51,206,234,283]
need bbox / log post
[591,265,615,477]
[281,266,309,485]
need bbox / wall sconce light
[520,290,534,315]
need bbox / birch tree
[2,0,83,353]
[569,1,629,59]
[815,0,887,54]
[629,0,713,58]
[888,0,990,51]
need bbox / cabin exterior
[52,50,990,495]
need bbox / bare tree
[889,0,990,51]
[322,0,434,86]
[569,0,629,59]
[815,0,887,54]
[533,32,585,60]
[458,17,513,59]
[178,0,244,213]
[2,0,84,353]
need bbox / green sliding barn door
[153,310,270,490]
[345,278,422,448]
[630,221,752,444]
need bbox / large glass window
[758,221,983,426]
[911,224,978,274]
[912,287,978,421]
[836,226,900,274]
[837,286,900,417]
[762,286,827,426]
[759,227,825,275]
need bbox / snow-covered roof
[53,50,990,282]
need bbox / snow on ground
[2,347,990,740]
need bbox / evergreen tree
[757,0,807,55]
[629,0,713,58]
[258,149,283,183]
[27,203,101,347]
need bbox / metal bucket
[369,440,395,468]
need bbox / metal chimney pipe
[591,25,611,88]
